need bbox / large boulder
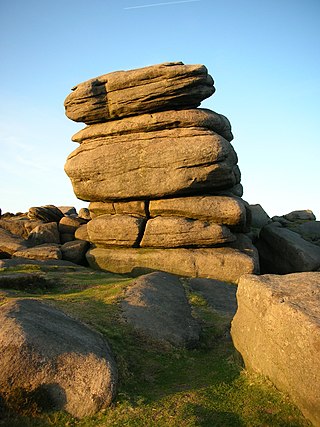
[149,195,247,230]
[86,243,258,283]
[249,204,271,229]
[231,273,320,427]
[121,272,200,348]
[64,62,214,123]
[140,216,235,248]
[65,128,239,201]
[256,223,320,273]
[0,299,117,418]
[72,108,233,143]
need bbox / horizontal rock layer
[86,240,258,283]
[65,129,239,201]
[231,273,320,427]
[72,108,233,143]
[64,62,214,124]
[140,217,235,248]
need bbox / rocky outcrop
[0,299,117,418]
[231,273,320,427]
[0,206,90,267]
[64,62,215,123]
[63,62,258,281]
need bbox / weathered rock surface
[121,272,200,348]
[64,62,214,124]
[87,214,146,247]
[61,240,89,264]
[0,228,28,257]
[283,209,316,222]
[28,205,64,223]
[89,201,147,218]
[149,195,247,230]
[256,223,320,273]
[72,108,233,143]
[13,244,62,261]
[59,216,87,235]
[75,223,90,241]
[86,244,258,283]
[65,129,239,201]
[0,299,117,418]
[27,222,60,245]
[78,207,91,220]
[231,273,320,427]
[0,218,29,239]
[140,217,235,248]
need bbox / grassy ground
[0,265,311,427]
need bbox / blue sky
[0,0,319,218]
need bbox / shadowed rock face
[64,62,215,124]
[231,272,320,427]
[0,299,117,418]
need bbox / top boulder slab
[64,62,215,124]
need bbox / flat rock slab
[13,243,62,261]
[231,272,320,427]
[0,299,117,418]
[64,62,214,124]
[149,195,247,230]
[72,108,233,143]
[86,244,258,284]
[188,278,237,315]
[89,201,147,218]
[121,272,200,348]
[65,128,239,201]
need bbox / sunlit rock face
[64,61,258,282]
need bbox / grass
[0,265,312,427]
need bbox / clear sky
[0,0,319,218]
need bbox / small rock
[61,240,89,265]
[78,208,91,220]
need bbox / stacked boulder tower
[64,62,259,282]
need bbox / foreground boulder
[121,272,200,348]
[0,299,117,418]
[231,273,320,427]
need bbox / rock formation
[64,62,258,282]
